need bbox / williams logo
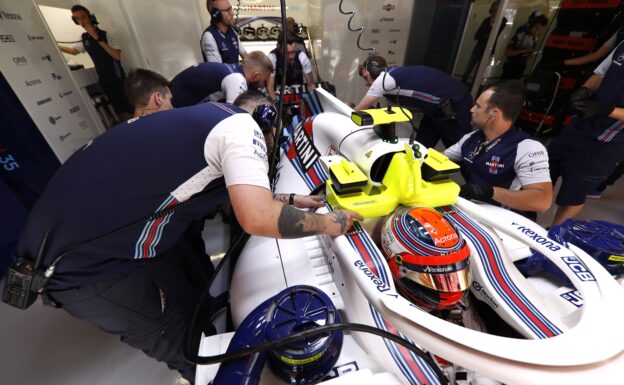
[69,105,80,114]
[51,73,62,81]
[382,4,396,11]
[27,35,44,41]
[59,90,72,98]
[0,34,16,43]
[292,123,320,170]
[41,54,52,62]
[59,132,72,142]
[36,97,52,106]
[25,79,41,87]
[12,56,28,66]
[0,10,22,20]
[49,116,61,125]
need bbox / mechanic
[124,68,173,117]
[354,54,473,149]
[58,5,131,117]
[200,0,247,64]
[15,90,362,383]
[170,51,272,107]
[501,11,548,80]
[444,80,552,219]
[285,17,309,56]
[266,30,316,101]
[548,40,624,225]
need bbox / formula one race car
[194,88,624,385]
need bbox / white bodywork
[197,88,624,385]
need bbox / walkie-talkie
[2,231,49,309]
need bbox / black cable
[338,0,375,54]
[185,321,448,385]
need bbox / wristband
[288,193,295,205]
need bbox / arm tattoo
[329,211,348,234]
[273,193,289,203]
[278,205,322,238]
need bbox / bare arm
[583,74,604,92]
[354,95,380,111]
[304,72,316,92]
[565,44,613,66]
[504,47,535,57]
[492,182,553,213]
[59,45,80,55]
[608,107,624,121]
[267,75,277,101]
[85,25,121,61]
[229,184,362,238]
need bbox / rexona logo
[0,10,22,20]
[354,260,390,293]
[561,256,595,282]
[512,222,561,251]
[69,105,80,114]
[293,123,320,170]
[25,79,41,87]
[12,56,27,66]
[36,97,52,106]
[0,34,16,43]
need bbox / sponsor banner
[0,0,102,162]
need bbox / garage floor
[0,177,622,385]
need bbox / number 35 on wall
[0,154,20,171]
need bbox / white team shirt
[200,30,247,63]
[204,113,270,190]
[268,51,313,77]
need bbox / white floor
[1,178,622,385]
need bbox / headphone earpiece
[252,103,278,133]
[361,55,384,79]
[210,7,223,24]
[71,13,98,25]
[71,15,79,25]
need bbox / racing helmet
[381,207,471,310]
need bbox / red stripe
[384,321,431,384]
[561,0,621,9]
[307,166,321,185]
[142,216,165,258]
[450,213,555,337]
[351,232,379,275]
[400,246,470,266]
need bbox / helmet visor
[404,260,470,292]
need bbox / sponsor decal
[51,73,62,81]
[25,79,41,87]
[0,34,16,42]
[423,265,453,273]
[512,223,561,251]
[382,4,396,11]
[528,150,545,157]
[41,53,52,62]
[0,10,22,20]
[252,137,267,153]
[560,289,583,308]
[27,35,44,41]
[617,52,624,63]
[379,17,394,22]
[253,149,267,162]
[561,255,595,282]
[69,105,80,114]
[387,50,396,56]
[389,39,397,44]
[472,281,499,309]
[12,56,27,66]
[293,123,320,170]
[49,115,61,125]
[388,28,401,33]
[486,155,504,174]
[432,233,458,246]
[354,260,391,293]
[58,90,72,98]
[36,97,52,106]
[371,28,380,34]
[59,132,72,141]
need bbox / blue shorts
[548,124,623,206]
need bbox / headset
[71,6,98,26]
[359,54,385,79]
[210,7,223,24]
[526,10,547,29]
[252,103,278,133]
